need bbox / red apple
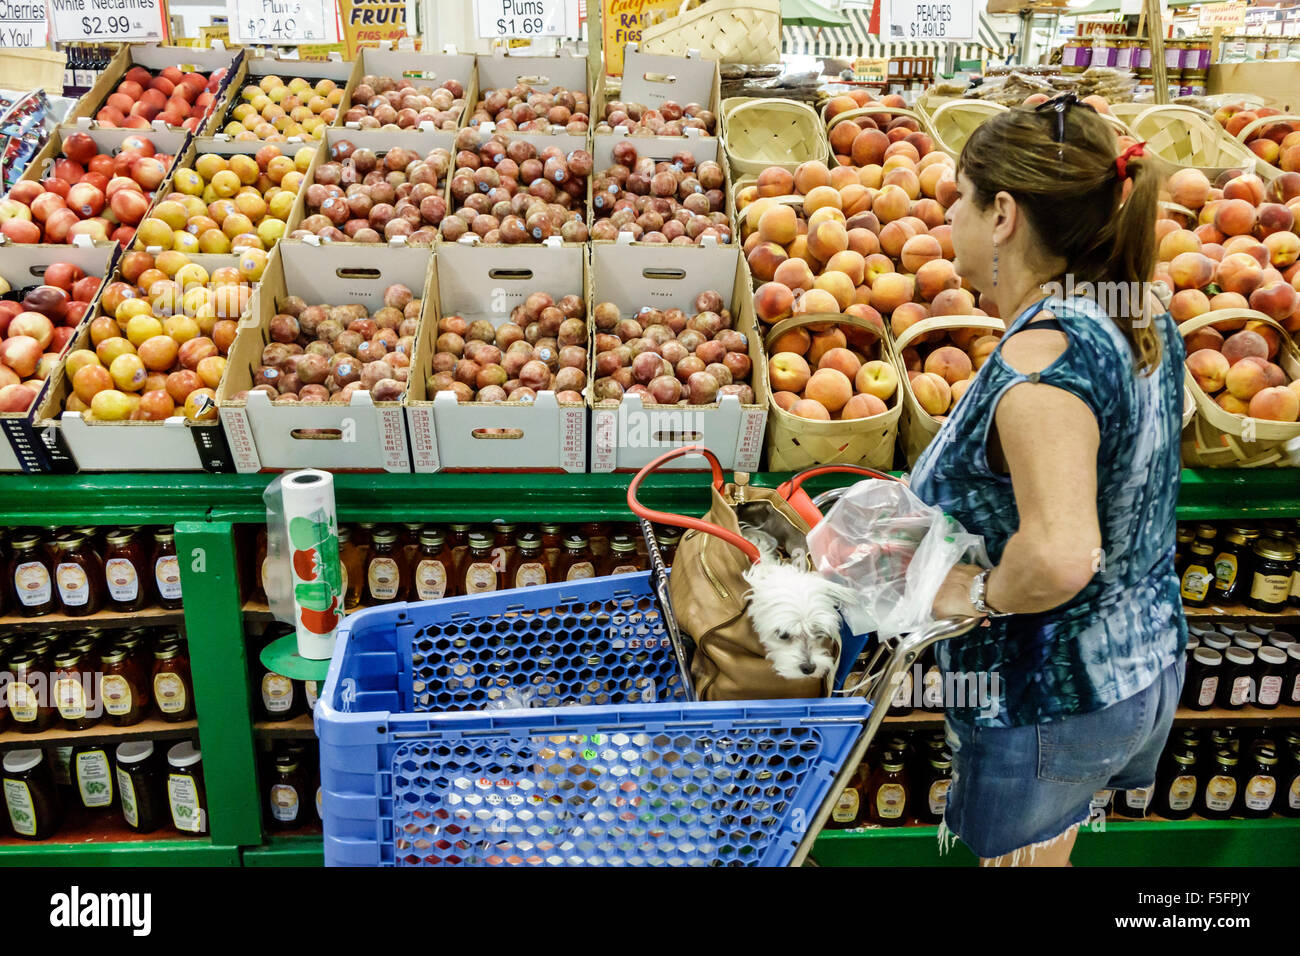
[66,182,105,218]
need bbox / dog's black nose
[800,663,816,675]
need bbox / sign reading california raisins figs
[337,0,408,57]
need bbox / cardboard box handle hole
[488,268,535,280]
[335,268,382,279]
[290,428,344,441]
[641,268,685,280]
[471,428,525,440]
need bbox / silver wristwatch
[969,568,1011,618]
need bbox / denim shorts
[940,659,1184,860]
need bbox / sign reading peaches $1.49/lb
[888,0,974,41]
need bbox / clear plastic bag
[807,479,990,639]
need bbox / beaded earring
[992,240,999,287]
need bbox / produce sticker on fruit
[48,0,167,43]
[888,0,975,41]
[0,0,50,48]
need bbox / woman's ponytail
[1109,154,1162,374]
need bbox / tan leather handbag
[629,445,889,702]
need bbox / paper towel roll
[264,469,344,660]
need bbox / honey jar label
[1168,775,1197,811]
[1229,675,1254,707]
[1250,573,1289,604]
[102,676,132,717]
[1180,569,1211,602]
[262,674,294,713]
[55,677,87,720]
[76,751,113,809]
[1290,776,1300,810]
[610,564,640,576]
[1244,775,1276,812]
[566,561,595,581]
[415,560,448,600]
[105,558,140,602]
[465,562,497,593]
[1259,675,1283,707]
[831,787,859,823]
[1206,775,1237,811]
[368,558,400,600]
[305,681,319,712]
[3,780,36,837]
[271,783,300,822]
[1290,570,1300,599]
[8,682,38,723]
[116,768,138,829]
[1197,676,1218,707]
[929,779,951,816]
[13,561,51,606]
[155,555,182,600]
[876,783,905,819]
[168,773,204,833]
[1213,554,1238,586]
[1125,786,1153,811]
[154,673,187,714]
[56,563,90,606]
[515,563,548,588]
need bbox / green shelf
[0,838,241,867]
[241,834,325,867]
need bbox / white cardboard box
[405,240,588,473]
[204,51,359,138]
[346,48,476,132]
[593,43,721,150]
[218,240,435,472]
[588,241,766,472]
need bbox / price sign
[49,0,166,42]
[228,0,341,44]
[0,0,50,47]
[1199,2,1247,31]
[887,0,975,41]
[475,0,580,39]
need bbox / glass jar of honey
[152,529,183,610]
[152,640,195,722]
[504,532,551,589]
[602,535,646,576]
[413,529,456,601]
[338,526,364,610]
[103,528,149,612]
[555,534,596,582]
[364,529,407,604]
[460,533,500,595]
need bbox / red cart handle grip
[779,465,901,527]
[627,445,762,564]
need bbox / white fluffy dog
[740,524,859,683]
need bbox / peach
[1214,198,1257,237]
[756,167,795,198]
[1158,229,1201,262]
[1170,289,1212,322]
[824,250,866,285]
[1167,251,1214,292]
[1223,173,1266,206]
[1186,348,1230,392]
[1258,202,1295,236]
[768,352,811,392]
[855,360,898,400]
[878,221,913,259]
[883,167,920,199]
[1223,236,1270,267]
[864,253,894,286]
[1222,329,1271,364]
[930,288,976,316]
[747,241,788,282]
[1184,325,1224,354]
[829,119,862,157]
[1210,291,1250,312]
[754,281,795,322]
[1244,320,1282,358]
[1248,385,1300,421]
[929,224,954,260]
[1194,223,1226,246]
[969,335,1000,370]
[872,184,910,223]
[1264,230,1300,267]
[1214,253,1264,297]
[808,205,847,231]
[819,347,863,381]
[807,328,848,367]
[758,204,798,245]
[950,378,973,405]
[806,367,853,412]
[900,233,943,273]
[1225,359,1270,400]
[745,197,779,234]
[813,271,856,311]
[890,302,931,345]
[770,326,811,355]
[867,272,914,316]
[794,289,841,316]
[850,129,890,167]
[804,186,843,217]
[807,220,848,261]
[1168,168,1212,209]
[915,258,959,301]
[841,392,888,419]
[847,228,881,257]
[774,258,816,292]
[911,198,947,230]
[839,184,872,216]
[793,160,832,194]
[790,398,830,420]
[773,390,799,411]
[924,345,973,385]
[1250,280,1297,322]
[911,371,951,416]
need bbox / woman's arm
[932,325,1102,619]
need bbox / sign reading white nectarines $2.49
[48,0,165,44]
[887,0,974,41]
[228,0,341,45]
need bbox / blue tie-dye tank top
[910,294,1188,728]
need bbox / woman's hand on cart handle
[932,562,991,621]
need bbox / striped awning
[781,5,1008,59]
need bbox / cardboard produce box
[69,43,242,132]
[405,239,588,473]
[205,49,359,138]
[588,240,765,472]
[592,44,721,148]
[36,252,252,472]
[0,240,120,472]
[218,241,435,472]
[472,50,590,128]
[340,48,476,146]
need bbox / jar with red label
[503,532,552,589]
[152,530,183,610]
[152,640,194,722]
[103,529,149,612]
[364,529,407,604]
[460,533,500,595]
[412,529,456,601]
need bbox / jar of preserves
[1155,749,1199,820]
[102,528,149,611]
[555,534,596,582]
[304,680,320,713]
[1114,783,1155,818]
[1212,532,1250,603]
[364,529,407,604]
[504,532,551,589]
[1199,749,1240,820]
[258,646,299,722]
[53,649,95,731]
[400,522,425,570]
[582,522,611,558]
[1180,542,1215,607]
[116,631,152,699]
[336,527,364,611]
[1183,647,1223,711]
[1234,633,1262,653]
[152,530,183,609]
[8,532,55,617]
[1247,539,1295,613]
[1285,644,1300,707]
[865,750,909,826]
[1195,523,1218,545]
[1267,630,1295,652]
[98,646,145,726]
[539,523,564,569]
[446,523,472,572]
[3,749,60,840]
[152,640,194,722]
[166,741,207,834]
[826,762,868,829]
[412,529,456,601]
[919,751,953,824]
[1241,746,1279,819]
[71,742,114,812]
[602,535,646,576]
[491,522,517,574]
[1174,527,1195,576]
[460,532,500,595]
[115,741,165,833]
[7,647,56,732]
[657,527,682,567]
[1280,745,1300,819]
[268,751,308,830]
[1256,646,1288,709]
[1218,646,1256,709]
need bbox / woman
[910,96,1188,866]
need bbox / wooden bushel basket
[762,312,902,471]
[1129,106,1265,183]
[892,315,1007,466]
[1232,113,1300,181]
[721,97,829,177]
[1180,309,1300,467]
[824,104,936,167]
[639,0,782,65]
[928,100,1008,160]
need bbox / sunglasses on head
[1033,92,1097,154]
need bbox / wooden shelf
[242,599,275,622]
[254,714,316,739]
[0,604,185,631]
[0,717,198,752]
[0,804,206,849]
[1184,602,1298,620]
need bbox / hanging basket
[762,313,902,471]
[927,99,1008,160]
[638,0,782,65]
[1179,309,1300,468]
[1129,105,1265,183]
[824,104,936,167]
[721,97,829,176]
